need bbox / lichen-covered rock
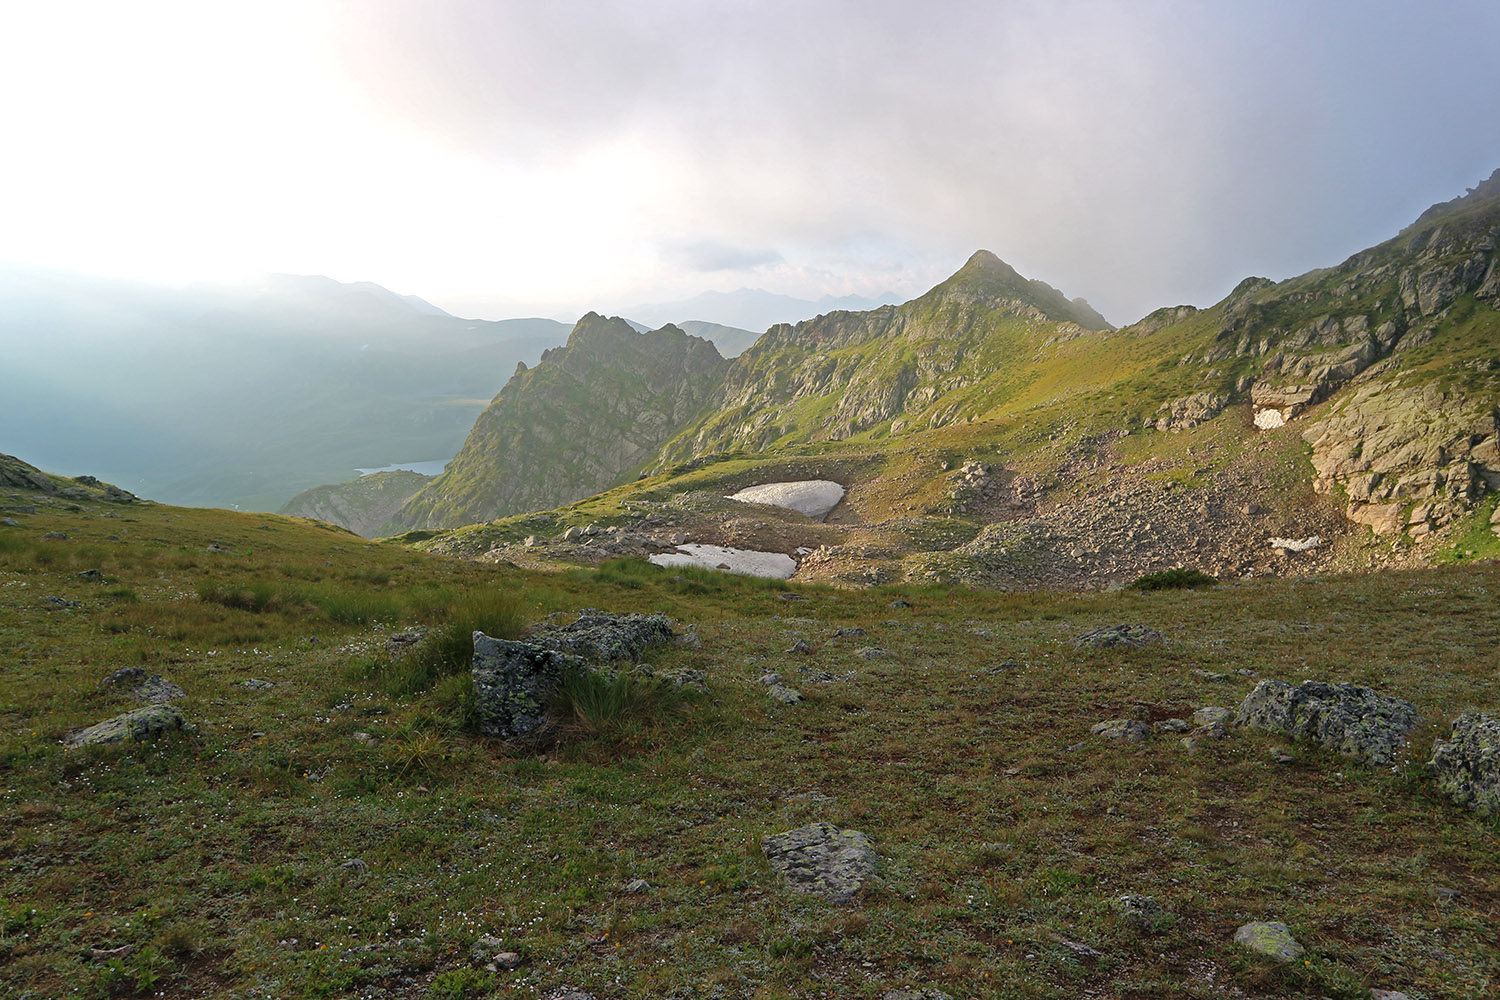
[763,821,876,904]
[66,705,186,748]
[471,633,583,741]
[1092,719,1151,742]
[527,611,675,662]
[1073,624,1165,650]
[100,667,183,704]
[1234,680,1419,766]
[1232,921,1304,962]
[1427,713,1500,818]
[1152,391,1229,433]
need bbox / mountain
[621,287,903,333]
[389,171,1500,592]
[0,268,570,510]
[278,469,435,537]
[385,316,727,532]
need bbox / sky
[2,0,1498,327]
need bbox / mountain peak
[940,251,1112,330]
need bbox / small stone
[831,627,865,639]
[1059,938,1103,959]
[766,683,805,704]
[1192,669,1234,682]
[984,659,1022,674]
[623,878,651,893]
[778,592,808,601]
[1154,718,1191,733]
[1181,737,1199,753]
[339,858,368,873]
[786,638,812,654]
[1232,921,1303,962]
[661,668,709,693]
[759,672,784,686]
[1370,990,1413,1000]
[546,989,597,1000]
[1431,886,1461,902]
[0,518,18,526]
[76,568,104,581]
[1111,894,1166,931]
[352,732,376,743]
[491,951,522,970]
[1091,719,1151,743]
[857,646,891,660]
[881,990,953,1000]
[242,678,275,690]
[205,543,232,553]
[888,599,912,609]
[43,531,68,540]
[43,595,80,610]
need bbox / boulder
[1427,713,1500,818]
[1092,719,1151,742]
[99,667,184,704]
[763,821,876,904]
[1152,391,1228,433]
[471,634,583,741]
[1073,624,1165,650]
[1234,680,1419,766]
[66,705,186,748]
[1232,921,1304,962]
[527,611,675,662]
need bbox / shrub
[1127,567,1218,591]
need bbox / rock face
[470,634,582,742]
[278,469,434,537]
[389,316,727,529]
[762,821,876,904]
[1427,713,1500,818]
[66,705,186,748]
[1304,383,1500,536]
[526,611,676,662]
[1234,680,1420,766]
[1232,921,1304,962]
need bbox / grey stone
[43,595,79,610]
[1428,713,1500,818]
[1232,921,1304,962]
[76,568,104,582]
[1059,938,1104,959]
[0,518,17,526]
[857,646,892,660]
[1091,719,1151,742]
[661,668,709,693]
[1193,706,1232,727]
[546,990,596,1000]
[527,610,675,662]
[66,705,186,748]
[882,991,953,1000]
[242,678,275,690]
[340,858,368,873]
[831,627,865,639]
[470,935,522,970]
[1153,718,1191,733]
[101,667,184,704]
[623,878,651,893]
[1369,991,1412,1000]
[1234,679,1419,766]
[471,633,583,741]
[786,638,812,654]
[43,531,68,540]
[1073,623,1165,649]
[766,683,805,704]
[763,821,876,904]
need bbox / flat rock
[527,611,675,662]
[66,705,186,748]
[1427,713,1500,818]
[1232,921,1304,962]
[1234,679,1419,766]
[763,821,875,904]
[471,634,583,741]
[1073,624,1166,649]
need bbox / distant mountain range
[620,288,904,334]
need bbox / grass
[2,494,1499,998]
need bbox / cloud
[658,241,784,273]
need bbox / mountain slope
[386,315,727,531]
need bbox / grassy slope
[3,494,1498,999]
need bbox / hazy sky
[3,0,1498,325]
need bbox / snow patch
[1253,408,1286,430]
[648,544,797,579]
[1269,535,1322,552]
[727,480,845,521]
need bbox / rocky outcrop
[389,316,727,529]
[1152,391,1228,432]
[1427,713,1500,819]
[1304,382,1500,535]
[762,822,876,903]
[1234,680,1419,766]
[279,470,434,537]
[526,611,676,662]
